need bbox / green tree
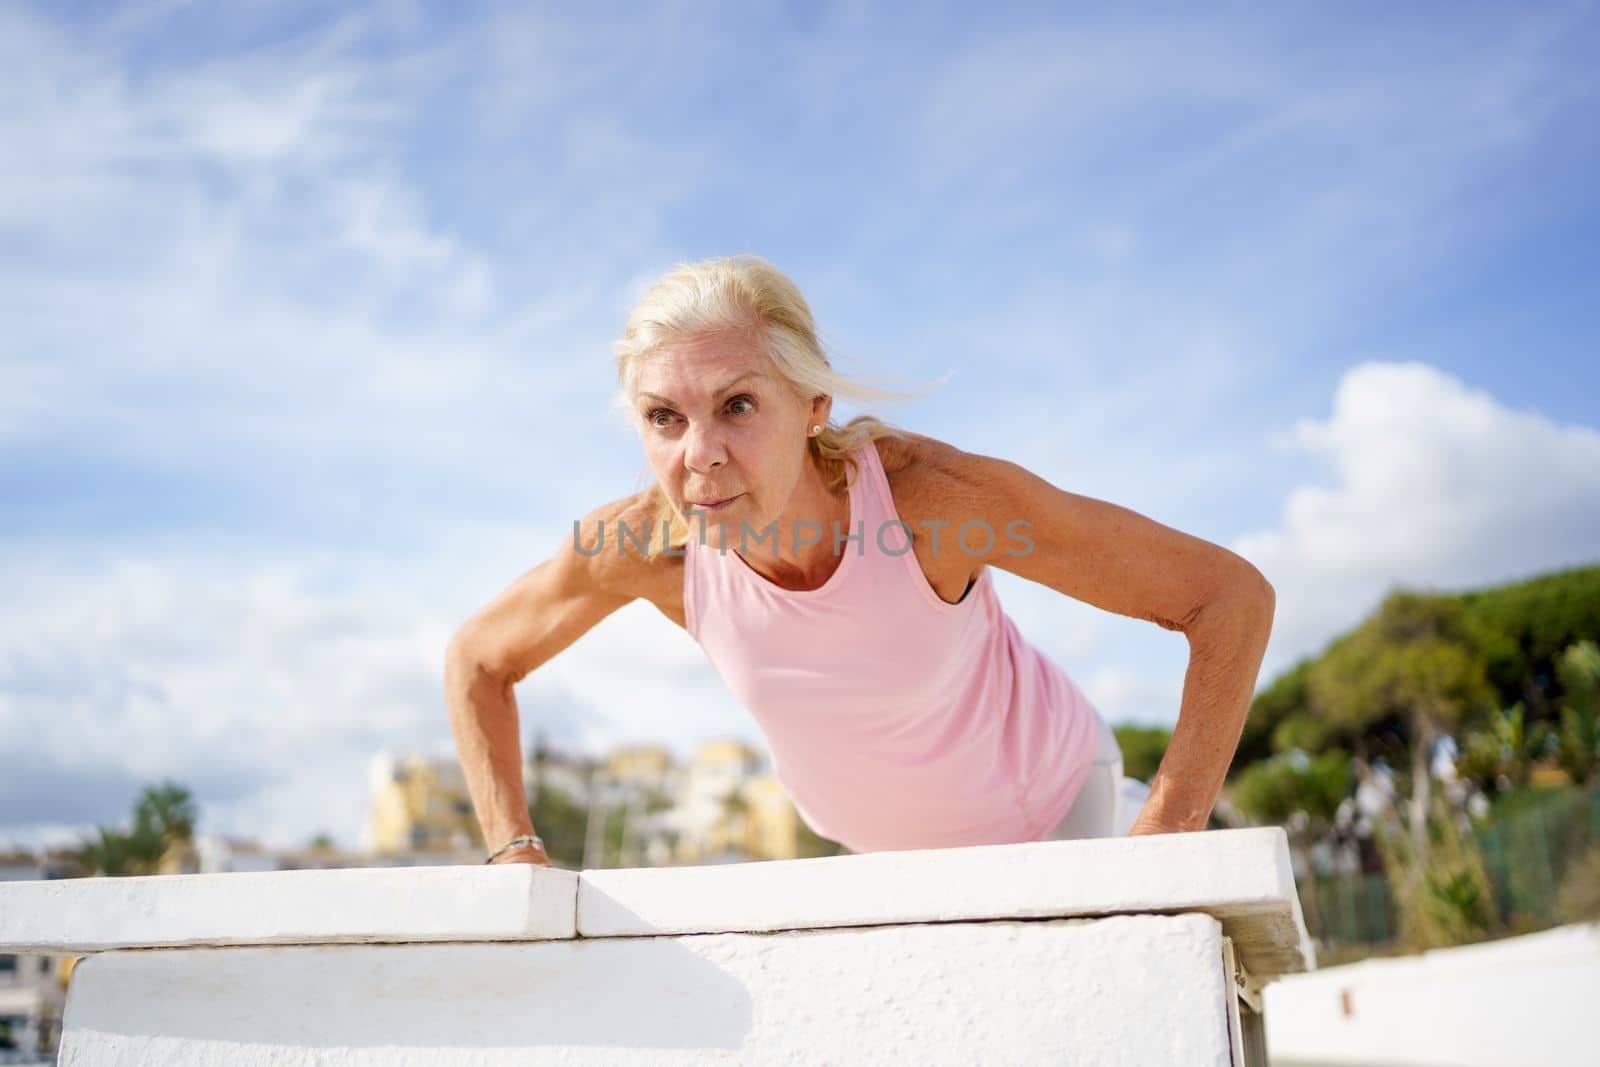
[1308,591,1498,871]
[133,781,197,845]
[792,817,848,858]
[1231,750,1352,826]
[1239,564,1599,785]
[1456,701,1553,794]
[1458,564,1600,715]
[76,825,154,876]
[1371,787,1500,950]
[602,805,629,865]
[526,735,597,868]
[1231,659,1313,773]
[527,784,591,869]
[1231,749,1352,876]
[1554,639,1600,785]
[1112,724,1172,783]
[76,781,198,876]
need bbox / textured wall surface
[60,913,1236,1066]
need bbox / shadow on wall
[67,940,755,1052]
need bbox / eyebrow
[637,371,767,406]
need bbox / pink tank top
[683,439,1100,853]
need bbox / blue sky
[2,0,1598,849]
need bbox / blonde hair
[610,255,938,557]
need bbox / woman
[445,256,1275,867]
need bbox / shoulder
[568,488,681,601]
[872,430,993,515]
[867,430,1005,602]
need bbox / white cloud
[965,361,1600,733]
[1236,361,1600,675]
[1083,666,1183,730]
[0,525,753,851]
[3,2,1596,849]
[0,3,715,849]
[0,3,668,467]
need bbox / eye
[646,408,675,428]
[727,394,755,415]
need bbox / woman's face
[633,327,828,543]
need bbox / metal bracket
[1221,936,1264,1014]
[1220,936,1271,1067]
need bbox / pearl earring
[811,424,821,434]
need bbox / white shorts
[1043,709,1142,840]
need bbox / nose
[682,417,727,474]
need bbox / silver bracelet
[485,834,544,864]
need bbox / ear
[809,393,833,427]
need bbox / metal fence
[1479,783,1600,925]
[1297,783,1600,948]
[1300,869,1397,946]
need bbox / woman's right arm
[444,504,638,865]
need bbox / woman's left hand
[1125,813,1196,837]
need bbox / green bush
[1232,750,1351,825]
[1111,723,1172,783]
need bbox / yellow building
[606,743,674,788]
[698,738,758,765]
[740,774,806,860]
[366,754,482,854]
[359,740,827,866]
[673,739,801,863]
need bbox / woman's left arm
[941,442,1276,835]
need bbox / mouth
[686,494,742,511]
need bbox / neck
[737,453,850,591]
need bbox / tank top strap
[853,436,982,610]
[844,440,889,543]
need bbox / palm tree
[76,781,197,876]
[1556,640,1600,785]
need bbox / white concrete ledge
[582,827,1313,977]
[1265,921,1600,1067]
[0,863,580,953]
[0,827,1311,980]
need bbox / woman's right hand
[488,840,553,867]
[447,502,643,881]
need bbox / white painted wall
[60,914,1235,1066]
[1265,921,1600,1067]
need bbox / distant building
[606,743,674,793]
[741,774,808,860]
[366,753,489,855]
[529,746,599,806]
[365,748,612,859]
[160,836,295,874]
[664,740,767,863]
[364,737,829,869]
[0,854,68,1058]
[195,835,282,873]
